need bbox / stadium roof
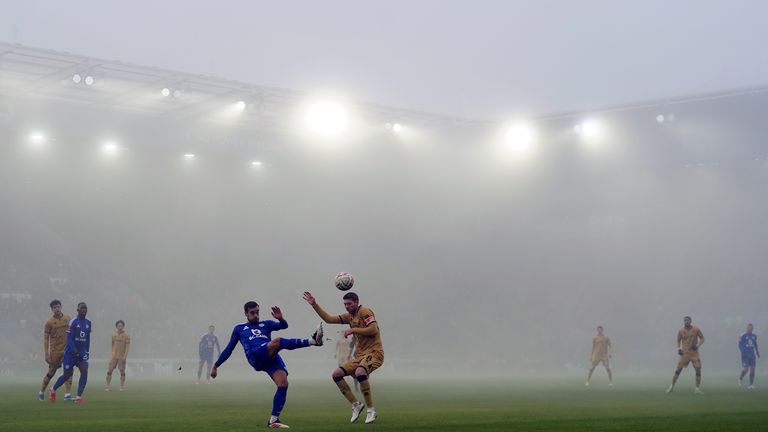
[0,42,480,130]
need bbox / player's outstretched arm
[303,292,343,324]
[345,322,379,338]
[270,306,289,330]
[212,327,240,375]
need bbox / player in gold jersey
[39,299,73,401]
[667,316,705,394]
[586,325,613,386]
[106,320,131,392]
[304,291,383,424]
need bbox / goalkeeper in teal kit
[212,301,324,428]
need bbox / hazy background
[1,1,768,380]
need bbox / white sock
[64,393,71,397]
[269,415,279,424]
[308,338,316,346]
[368,407,375,413]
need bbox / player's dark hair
[684,316,692,321]
[597,326,603,330]
[342,292,359,302]
[748,323,754,327]
[243,301,259,312]
[50,299,61,308]
[77,302,87,309]
[116,320,125,326]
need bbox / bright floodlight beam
[72,73,82,84]
[161,88,171,97]
[84,75,95,86]
[29,132,46,144]
[251,161,263,166]
[235,101,247,110]
[392,123,403,132]
[306,101,348,136]
[102,141,119,156]
[184,153,195,159]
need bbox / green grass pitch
[2,376,767,431]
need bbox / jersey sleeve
[359,308,376,326]
[214,327,239,368]
[268,319,288,331]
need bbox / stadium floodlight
[392,123,403,132]
[161,87,171,97]
[102,141,119,156]
[184,153,195,159]
[251,161,263,166]
[29,132,46,145]
[305,101,348,136]
[505,123,536,150]
[574,120,603,139]
[656,114,665,123]
[72,73,82,84]
[84,75,95,86]
[172,89,182,98]
[235,100,247,111]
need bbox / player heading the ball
[303,290,383,424]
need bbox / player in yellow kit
[39,299,73,401]
[105,320,131,392]
[667,316,705,394]
[303,291,383,424]
[586,325,613,386]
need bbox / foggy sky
[1,0,768,118]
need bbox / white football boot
[350,401,365,423]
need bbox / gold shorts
[48,351,65,370]
[677,352,701,368]
[591,357,610,368]
[108,357,127,371]
[340,351,384,375]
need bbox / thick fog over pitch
[1,1,768,379]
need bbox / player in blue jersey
[197,325,221,384]
[50,302,91,404]
[738,323,760,389]
[211,301,324,429]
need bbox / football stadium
[1,2,768,431]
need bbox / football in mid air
[334,272,355,291]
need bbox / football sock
[279,338,310,350]
[53,372,71,391]
[333,376,357,404]
[106,371,113,386]
[358,376,373,407]
[120,372,126,387]
[749,371,755,385]
[271,386,288,417]
[740,370,747,381]
[77,369,88,396]
[607,368,613,382]
[64,377,72,394]
[41,375,52,392]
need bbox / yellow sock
[335,378,358,404]
[41,375,51,392]
[359,379,373,407]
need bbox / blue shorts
[246,344,287,377]
[742,354,756,368]
[200,353,214,364]
[63,353,88,371]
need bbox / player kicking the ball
[211,301,323,429]
[303,291,383,424]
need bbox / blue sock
[272,386,288,417]
[278,338,309,350]
[77,370,88,396]
[740,370,748,380]
[750,371,755,385]
[52,374,69,391]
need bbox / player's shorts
[591,356,610,368]
[108,356,126,371]
[340,351,384,375]
[199,353,214,364]
[63,352,88,371]
[677,352,701,368]
[48,351,65,369]
[246,345,287,377]
[741,354,756,368]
